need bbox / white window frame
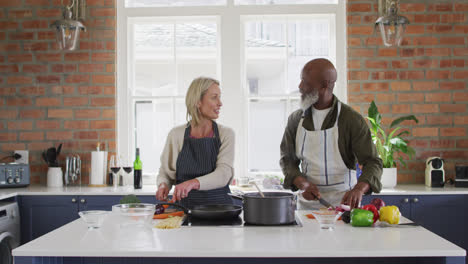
[117,0,347,182]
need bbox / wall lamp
[375,0,410,47]
[50,0,87,51]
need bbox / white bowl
[112,203,156,227]
[79,210,108,229]
[310,210,343,230]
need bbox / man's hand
[293,176,321,200]
[341,182,370,209]
[156,183,169,201]
[170,179,200,202]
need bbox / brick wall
[347,0,468,183]
[0,0,116,184]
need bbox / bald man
[280,58,382,209]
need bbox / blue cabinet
[362,194,468,261]
[19,195,160,244]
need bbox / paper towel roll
[90,151,107,186]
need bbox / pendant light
[50,0,86,51]
[375,0,409,47]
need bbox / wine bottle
[133,148,142,189]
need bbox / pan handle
[228,193,243,201]
[156,202,191,215]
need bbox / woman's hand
[170,179,200,202]
[156,183,169,201]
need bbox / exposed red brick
[413,59,438,68]
[425,48,451,57]
[79,64,105,73]
[348,26,373,35]
[75,109,100,119]
[7,98,32,106]
[376,94,394,102]
[102,109,115,118]
[51,64,76,73]
[391,82,411,91]
[64,53,90,62]
[397,93,424,102]
[8,121,33,130]
[92,53,115,62]
[37,31,55,40]
[22,20,48,29]
[1,143,26,152]
[412,37,438,46]
[440,104,466,113]
[92,29,114,40]
[363,83,389,92]
[90,8,115,17]
[36,98,61,107]
[392,104,411,114]
[377,49,397,57]
[7,76,32,84]
[23,64,47,73]
[36,120,60,129]
[74,131,99,140]
[36,53,62,62]
[92,75,114,84]
[400,3,425,12]
[46,131,73,140]
[66,75,90,84]
[427,116,453,125]
[441,14,466,23]
[99,131,115,140]
[425,93,451,103]
[8,9,33,18]
[48,109,73,119]
[348,60,361,69]
[20,132,43,141]
[458,140,468,148]
[428,3,453,12]
[20,109,45,119]
[440,59,465,68]
[413,128,438,137]
[91,97,114,107]
[348,94,374,103]
[20,86,46,96]
[405,26,425,35]
[453,92,468,102]
[0,133,17,141]
[399,71,424,80]
[9,32,34,40]
[414,14,440,23]
[0,87,16,96]
[454,70,468,79]
[391,61,408,69]
[36,8,61,17]
[50,85,75,95]
[441,128,466,137]
[36,75,61,84]
[64,97,88,106]
[440,82,465,90]
[80,41,105,50]
[454,116,468,125]
[90,120,115,129]
[426,70,450,80]
[0,65,18,73]
[0,43,20,52]
[64,121,89,129]
[8,54,33,63]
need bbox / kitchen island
[13,212,466,264]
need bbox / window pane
[133,23,176,96]
[176,22,218,95]
[135,100,174,176]
[245,21,287,95]
[175,98,187,126]
[287,19,331,94]
[236,0,337,5]
[248,100,286,172]
[126,0,226,7]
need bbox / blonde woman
[155,77,235,208]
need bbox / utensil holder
[47,167,63,187]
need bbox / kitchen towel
[90,151,107,186]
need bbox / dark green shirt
[280,96,383,194]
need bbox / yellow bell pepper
[379,205,400,224]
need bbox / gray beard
[300,92,319,111]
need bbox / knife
[317,197,334,209]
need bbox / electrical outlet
[14,150,29,164]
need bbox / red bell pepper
[362,204,379,223]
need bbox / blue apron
[175,121,233,209]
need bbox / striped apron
[175,121,233,209]
[295,102,357,210]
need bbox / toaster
[0,163,30,188]
[425,157,445,188]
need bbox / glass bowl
[112,203,156,227]
[78,210,108,229]
[310,210,343,230]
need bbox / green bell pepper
[350,208,374,227]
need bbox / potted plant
[42,143,63,187]
[366,101,418,188]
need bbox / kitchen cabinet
[18,195,160,244]
[362,194,468,255]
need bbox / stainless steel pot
[231,192,296,225]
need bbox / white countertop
[1,184,468,201]
[13,212,466,258]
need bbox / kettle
[425,157,445,187]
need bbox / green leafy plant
[366,101,418,168]
[119,194,141,204]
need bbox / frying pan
[156,202,242,220]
